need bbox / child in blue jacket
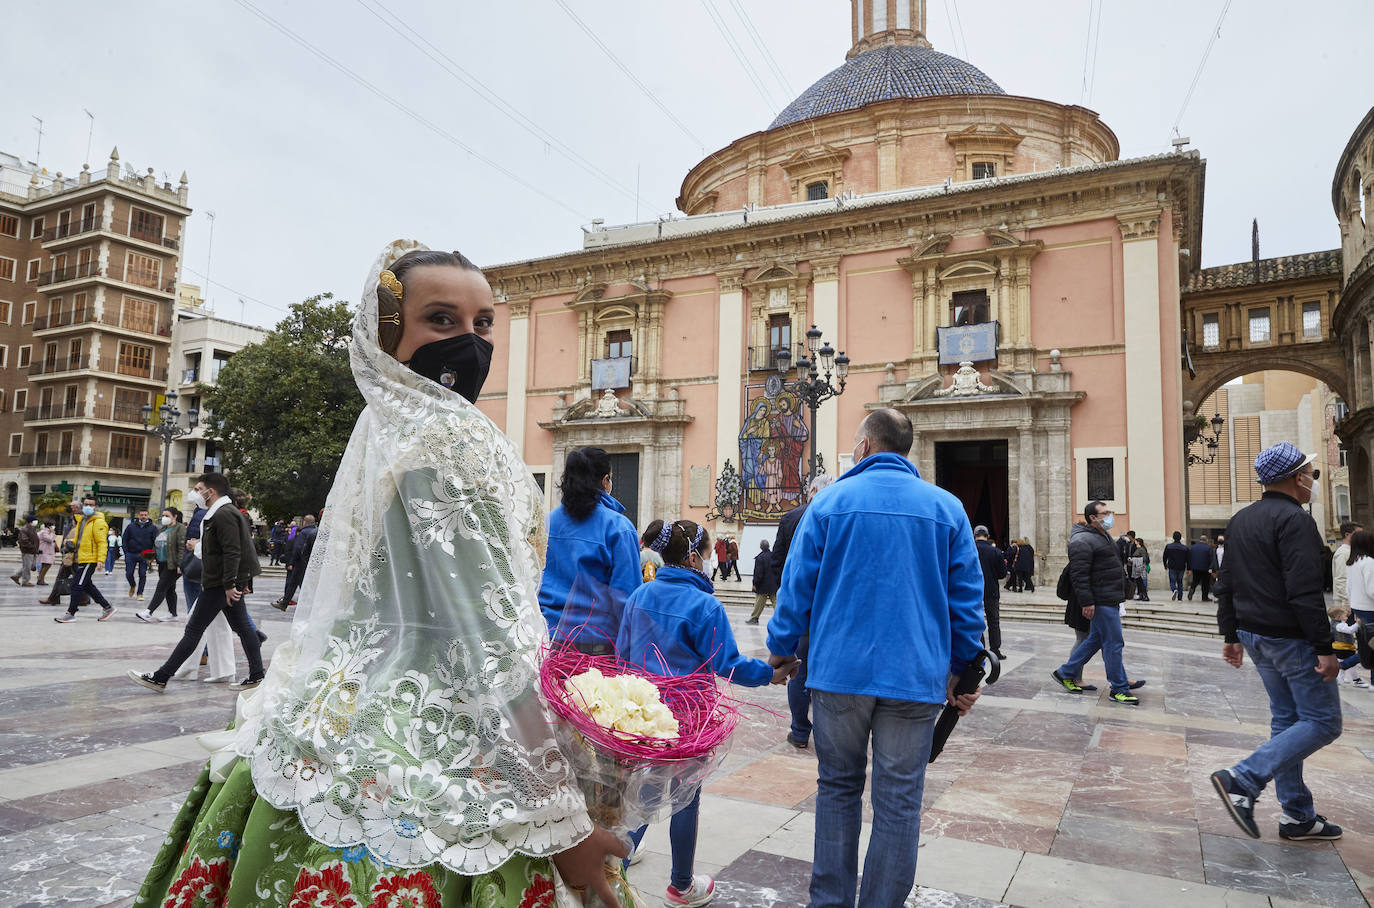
[616,518,795,907]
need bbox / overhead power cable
[231,0,590,220]
[351,0,641,207]
[181,265,288,316]
[1086,0,1104,104]
[1173,0,1234,134]
[551,0,707,151]
[726,0,793,98]
[699,0,779,112]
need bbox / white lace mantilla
[215,240,592,874]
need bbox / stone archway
[1184,355,1350,415]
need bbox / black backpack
[1358,622,1374,671]
[1056,564,1073,601]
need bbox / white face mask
[1307,478,1321,501]
[1099,513,1115,531]
[161,516,173,526]
[186,490,205,509]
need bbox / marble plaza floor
[0,563,1370,907]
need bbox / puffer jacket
[74,511,109,565]
[1067,523,1126,608]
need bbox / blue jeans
[1168,569,1184,596]
[810,690,941,908]
[627,789,701,892]
[125,554,148,594]
[788,635,813,744]
[104,548,118,572]
[1340,652,1362,670]
[1057,604,1128,693]
[1228,631,1342,822]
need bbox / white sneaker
[134,610,153,623]
[664,875,715,906]
[1354,678,1371,689]
[158,613,179,622]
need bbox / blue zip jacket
[767,452,986,704]
[539,491,642,642]
[616,565,773,686]
[122,518,158,557]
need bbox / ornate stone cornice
[717,268,748,293]
[1117,210,1162,241]
[506,298,531,319]
[808,256,842,282]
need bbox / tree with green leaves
[31,490,74,523]
[202,294,363,520]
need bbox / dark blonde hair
[377,249,481,355]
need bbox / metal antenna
[204,211,217,306]
[32,116,43,166]
[83,109,95,165]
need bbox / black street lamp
[1185,411,1226,466]
[775,324,849,483]
[142,391,199,509]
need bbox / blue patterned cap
[1253,441,1315,485]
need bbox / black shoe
[1187,593,1194,600]
[1077,683,1098,691]
[992,649,1006,661]
[744,618,759,625]
[1202,596,1211,601]
[228,677,263,692]
[786,734,809,750]
[272,599,289,611]
[1051,670,1083,693]
[1108,691,1140,705]
[1129,680,1147,690]
[256,630,268,644]
[1210,769,1260,838]
[126,670,167,692]
[1279,814,1342,841]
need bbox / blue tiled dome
[769,45,1004,130]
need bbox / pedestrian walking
[974,526,1007,659]
[619,519,797,906]
[272,513,317,609]
[39,502,81,606]
[1014,537,1036,592]
[1211,442,1344,842]
[747,538,779,624]
[1187,535,1214,600]
[536,446,640,652]
[712,535,728,581]
[768,409,985,906]
[1345,529,1374,630]
[1332,521,1361,618]
[53,497,115,622]
[104,527,120,574]
[1129,538,1151,601]
[726,535,742,581]
[121,508,157,599]
[1004,538,1020,591]
[772,473,834,750]
[1163,531,1189,600]
[127,472,264,690]
[177,487,234,683]
[1052,501,1140,704]
[12,516,39,586]
[135,508,186,622]
[35,518,56,586]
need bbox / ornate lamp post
[775,324,849,483]
[1184,411,1226,466]
[142,391,199,509]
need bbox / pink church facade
[480,1,1202,574]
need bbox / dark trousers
[1188,569,1212,599]
[146,563,180,615]
[726,559,741,581]
[788,634,812,744]
[153,587,263,684]
[124,554,148,594]
[41,563,73,603]
[68,563,111,614]
[281,559,309,603]
[984,598,1002,652]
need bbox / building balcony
[107,451,160,472]
[747,344,794,372]
[35,262,178,296]
[32,310,98,332]
[24,403,83,423]
[91,403,149,425]
[19,451,80,468]
[28,355,92,378]
[98,355,169,383]
[180,368,200,385]
[106,263,177,295]
[42,215,180,252]
[36,261,100,287]
[41,215,101,243]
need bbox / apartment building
[0,147,190,525]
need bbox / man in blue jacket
[1188,535,1215,600]
[767,408,985,908]
[122,508,158,599]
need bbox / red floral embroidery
[290,862,360,908]
[163,855,231,908]
[366,870,441,908]
[517,874,556,908]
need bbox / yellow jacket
[74,511,109,565]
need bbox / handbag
[179,548,203,584]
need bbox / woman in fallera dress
[134,240,628,907]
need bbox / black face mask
[403,333,493,403]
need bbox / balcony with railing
[24,403,83,422]
[32,309,98,332]
[19,451,80,468]
[28,354,92,377]
[747,344,796,372]
[36,261,100,287]
[97,355,168,382]
[41,215,101,243]
[101,306,170,337]
[107,451,160,472]
[107,262,177,294]
[91,402,150,425]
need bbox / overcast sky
[4,0,1369,328]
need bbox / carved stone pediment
[907,366,1026,401]
[560,391,655,422]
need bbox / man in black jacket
[1162,531,1190,600]
[1052,500,1138,704]
[747,539,779,624]
[974,526,1007,659]
[1209,442,1342,842]
[771,473,835,748]
[274,514,317,609]
[127,472,265,692]
[1188,536,1215,600]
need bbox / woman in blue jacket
[616,518,795,907]
[538,446,642,651]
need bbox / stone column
[811,256,842,474]
[1017,426,1036,541]
[505,299,531,455]
[1118,212,1167,540]
[716,270,747,479]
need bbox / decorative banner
[937,322,998,365]
[590,356,632,390]
[738,386,809,522]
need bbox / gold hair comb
[378,270,404,301]
[377,313,401,326]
